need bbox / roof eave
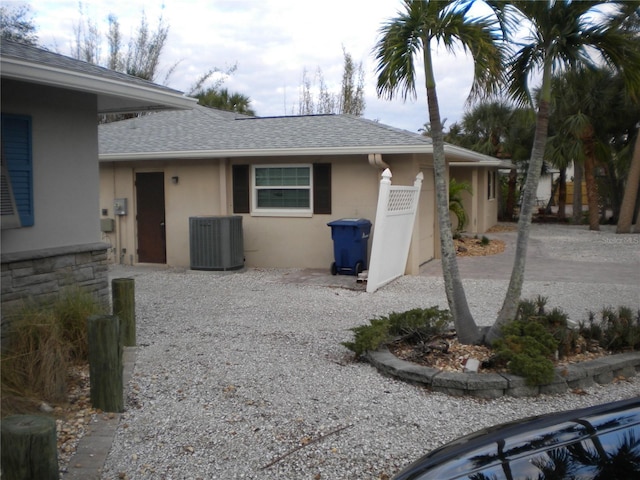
[99,144,438,161]
[450,160,515,169]
[1,57,197,112]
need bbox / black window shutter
[313,163,331,214]
[232,165,250,213]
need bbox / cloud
[29,0,478,132]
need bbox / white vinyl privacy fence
[366,169,423,293]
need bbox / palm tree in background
[374,0,504,345]
[545,68,619,228]
[485,0,640,342]
[195,87,256,116]
[458,100,535,220]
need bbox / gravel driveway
[102,224,640,479]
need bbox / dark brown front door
[136,172,166,263]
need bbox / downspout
[368,153,390,169]
[219,158,228,215]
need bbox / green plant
[53,286,107,361]
[480,235,490,246]
[493,319,558,386]
[1,306,69,406]
[579,306,640,352]
[342,317,391,357]
[1,287,106,416]
[449,178,472,233]
[343,307,451,357]
[514,297,580,358]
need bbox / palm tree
[194,87,255,116]
[617,134,640,233]
[374,0,503,345]
[485,0,640,343]
[616,6,640,233]
[459,101,535,220]
[545,68,623,230]
[449,178,472,232]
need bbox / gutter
[100,144,497,162]
[1,57,197,111]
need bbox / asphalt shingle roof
[1,39,184,96]
[99,105,433,156]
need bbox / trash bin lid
[327,218,371,227]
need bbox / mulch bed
[387,333,609,374]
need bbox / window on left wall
[1,114,33,228]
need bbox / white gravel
[102,224,640,479]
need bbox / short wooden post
[87,314,123,412]
[112,278,136,346]
[1,415,59,480]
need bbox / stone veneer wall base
[1,242,110,345]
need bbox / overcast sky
[25,0,485,132]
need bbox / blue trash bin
[327,218,372,275]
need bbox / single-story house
[0,39,196,335]
[99,105,510,274]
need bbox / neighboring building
[450,162,511,233]
[0,40,196,334]
[99,105,509,274]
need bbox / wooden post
[112,278,136,347]
[1,415,59,480]
[87,314,123,412]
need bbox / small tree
[339,47,365,116]
[0,3,38,45]
[296,48,365,116]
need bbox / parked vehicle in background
[393,397,640,479]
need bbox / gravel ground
[102,224,640,480]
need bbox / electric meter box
[114,198,128,216]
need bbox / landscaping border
[366,347,640,398]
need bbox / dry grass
[1,287,106,417]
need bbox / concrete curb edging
[366,347,640,399]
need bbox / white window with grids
[252,165,313,216]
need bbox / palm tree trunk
[558,167,566,221]
[617,133,640,233]
[487,66,552,344]
[584,133,600,231]
[506,168,517,220]
[423,45,480,345]
[572,161,583,224]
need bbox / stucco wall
[99,154,437,272]
[1,80,110,342]
[450,166,499,235]
[1,80,100,253]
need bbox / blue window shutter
[1,114,33,226]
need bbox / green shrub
[480,235,490,246]
[579,306,640,352]
[342,307,451,357]
[493,320,558,386]
[515,297,579,358]
[342,317,391,357]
